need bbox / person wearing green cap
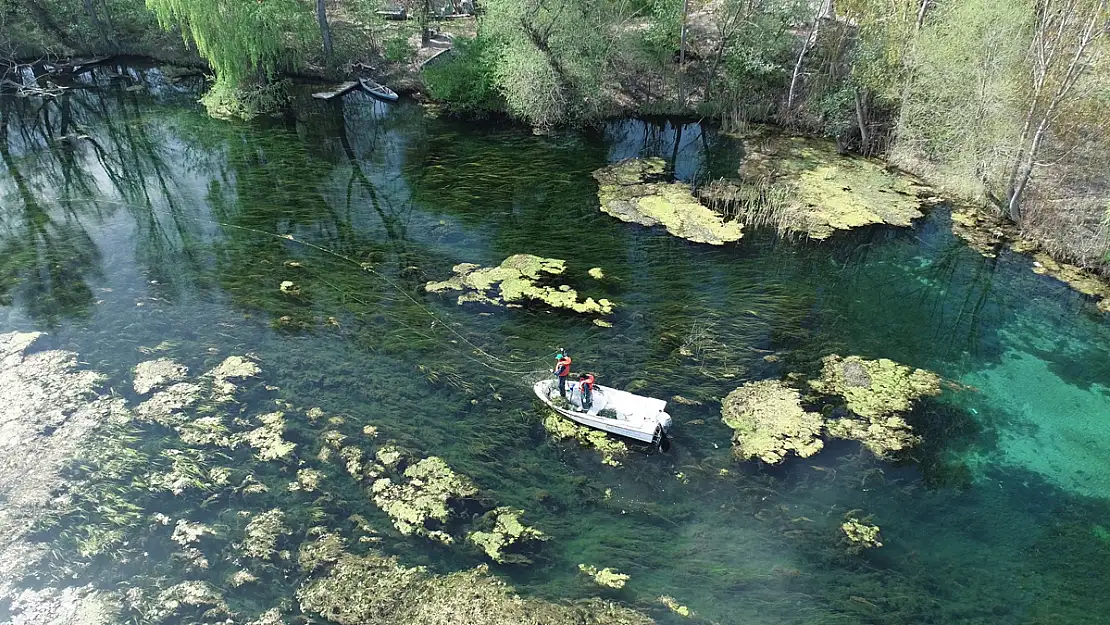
[553,349,572,398]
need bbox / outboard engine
[657,411,673,434]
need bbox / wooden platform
[311,81,359,100]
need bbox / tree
[316,0,334,62]
[1004,0,1109,220]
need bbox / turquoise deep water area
[3,65,1110,625]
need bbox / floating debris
[133,358,189,395]
[578,564,630,589]
[370,456,479,543]
[467,507,548,565]
[721,380,824,464]
[593,158,743,245]
[809,354,941,419]
[425,254,614,315]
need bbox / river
[2,63,1110,625]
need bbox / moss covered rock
[593,158,743,245]
[721,380,824,464]
[426,254,614,315]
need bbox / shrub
[422,36,504,117]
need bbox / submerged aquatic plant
[657,595,692,617]
[841,515,883,554]
[133,358,189,395]
[731,134,936,239]
[425,254,614,315]
[809,354,942,419]
[298,553,652,625]
[467,507,548,565]
[540,408,627,466]
[578,563,630,589]
[240,509,289,561]
[721,380,824,464]
[592,158,743,245]
[242,411,297,461]
[370,456,479,543]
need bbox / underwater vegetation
[540,407,628,467]
[840,515,883,554]
[467,507,549,565]
[370,454,481,544]
[578,564,631,589]
[592,158,744,245]
[723,355,942,462]
[425,254,614,315]
[720,134,937,240]
[721,379,824,464]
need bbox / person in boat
[577,372,596,411]
[553,350,572,398]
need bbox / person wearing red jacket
[578,372,596,411]
[553,350,572,398]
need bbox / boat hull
[533,378,671,444]
[359,78,399,102]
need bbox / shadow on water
[3,69,1110,625]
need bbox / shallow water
[3,64,1110,625]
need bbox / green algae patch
[657,595,692,617]
[242,411,296,461]
[728,135,935,239]
[588,267,605,280]
[810,355,939,456]
[593,158,743,245]
[426,254,614,315]
[841,515,883,554]
[240,509,289,560]
[721,380,824,464]
[298,530,346,572]
[810,354,941,419]
[370,456,479,543]
[578,563,630,589]
[298,553,653,625]
[541,408,627,466]
[133,358,189,395]
[204,355,262,401]
[1032,252,1110,313]
[467,507,548,565]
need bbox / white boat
[533,378,673,446]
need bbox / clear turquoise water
[3,64,1110,624]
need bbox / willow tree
[146,0,313,117]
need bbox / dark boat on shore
[359,77,398,102]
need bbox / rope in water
[47,197,553,377]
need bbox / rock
[133,358,188,395]
[721,380,824,464]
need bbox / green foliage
[145,0,313,97]
[422,36,504,116]
[200,79,292,120]
[893,0,1031,197]
[383,31,414,63]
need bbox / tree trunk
[786,0,826,114]
[677,0,690,107]
[316,0,334,62]
[915,0,930,30]
[853,87,869,155]
[82,0,113,51]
